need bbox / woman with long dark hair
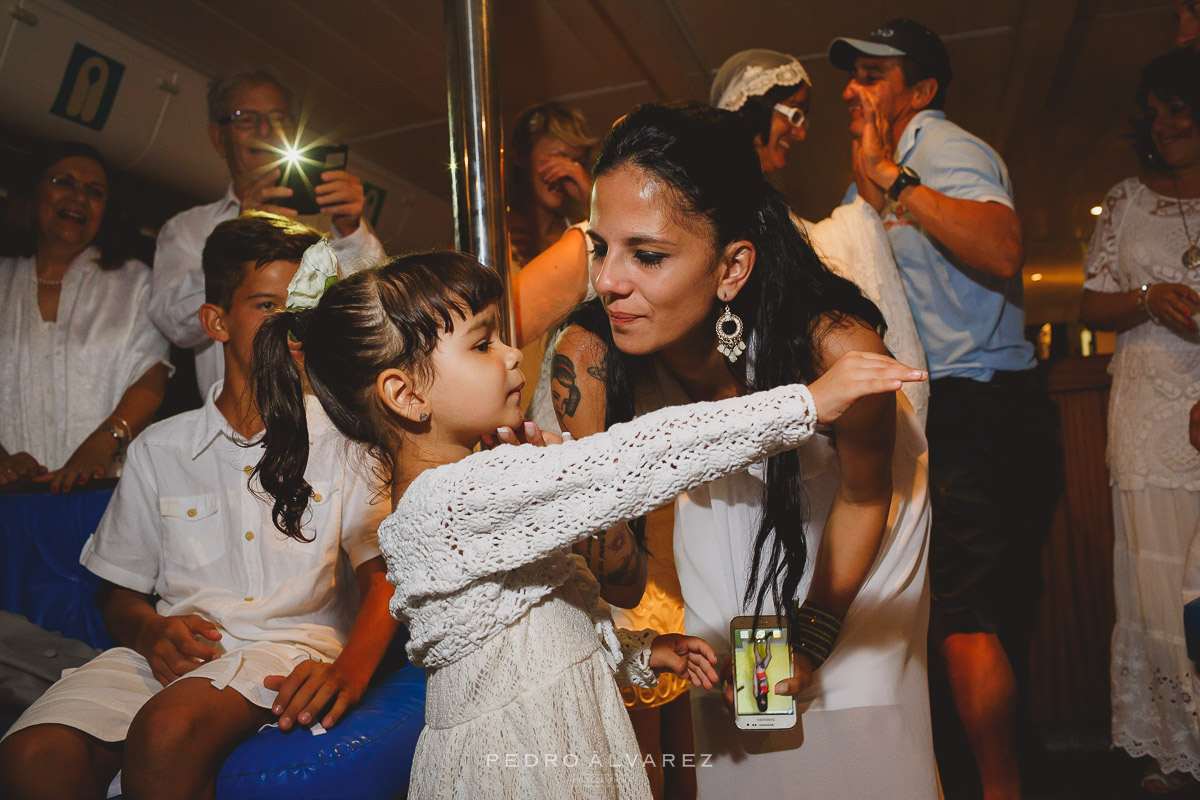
[554,103,937,798]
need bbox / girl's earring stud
[419,413,429,422]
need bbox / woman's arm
[554,325,647,608]
[40,362,169,492]
[1080,285,1200,335]
[512,228,590,348]
[803,317,895,618]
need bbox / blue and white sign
[50,43,125,131]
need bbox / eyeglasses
[217,109,293,131]
[46,174,107,201]
[774,103,809,131]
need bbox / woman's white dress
[377,385,820,799]
[0,249,169,470]
[799,196,929,424]
[635,361,937,800]
[1085,177,1200,777]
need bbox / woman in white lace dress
[555,104,937,799]
[249,250,924,800]
[1080,49,1200,793]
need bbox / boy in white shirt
[0,212,397,800]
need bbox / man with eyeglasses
[149,70,384,396]
[831,19,1062,800]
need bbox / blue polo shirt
[843,110,1034,380]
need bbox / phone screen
[732,624,794,717]
[278,144,348,215]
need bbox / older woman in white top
[0,141,169,492]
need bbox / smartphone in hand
[730,615,797,730]
[276,144,349,215]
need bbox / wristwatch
[887,166,921,200]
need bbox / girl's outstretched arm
[389,386,814,605]
[385,355,922,603]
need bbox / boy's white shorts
[2,642,323,743]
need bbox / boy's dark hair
[202,211,321,309]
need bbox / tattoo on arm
[586,364,607,382]
[596,525,645,589]
[551,354,582,418]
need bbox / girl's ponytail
[251,310,314,542]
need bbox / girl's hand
[264,658,368,731]
[808,351,926,425]
[0,451,47,485]
[649,633,719,689]
[1146,282,1200,335]
[481,421,565,449]
[33,430,119,493]
[536,156,592,202]
[720,650,814,711]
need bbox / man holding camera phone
[149,71,385,395]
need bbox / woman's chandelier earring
[715,304,746,363]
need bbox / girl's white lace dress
[378,385,818,799]
[1085,177,1200,776]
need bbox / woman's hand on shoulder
[807,316,925,426]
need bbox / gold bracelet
[791,601,843,670]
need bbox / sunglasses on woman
[773,104,808,131]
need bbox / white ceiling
[63,0,1179,322]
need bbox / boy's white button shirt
[81,381,387,661]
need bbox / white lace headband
[285,238,339,311]
[711,50,812,112]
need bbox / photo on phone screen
[732,623,794,718]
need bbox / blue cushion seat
[212,664,425,800]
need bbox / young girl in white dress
[249,250,925,799]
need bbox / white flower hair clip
[286,238,339,311]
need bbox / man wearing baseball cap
[831,19,1061,800]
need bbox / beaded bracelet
[791,601,843,670]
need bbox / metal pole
[445,0,514,344]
